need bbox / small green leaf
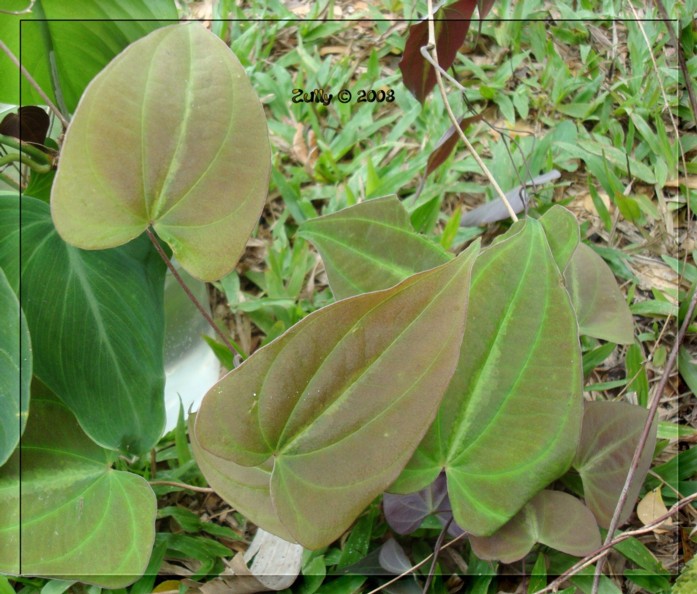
[299,196,450,300]
[51,23,271,281]
[626,343,649,407]
[0,391,156,588]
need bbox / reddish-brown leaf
[399,0,479,103]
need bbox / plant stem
[0,152,51,173]
[0,133,52,163]
[590,287,697,593]
[421,0,518,222]
[145,227,239,357]
[0,39,69,129]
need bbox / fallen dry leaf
[637,487,674,533]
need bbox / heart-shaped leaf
[391,218,583,536]
[0,195,166,455]
[194,242,480,548]
[298,196,450,299]
[0,388,156,588]
[189,414,294,542]
[0,0,177,112]
[564,243,634,344]
[0,266,30,465]
[51,23,271,281]
[469,490,601,563]
[573,400,657,528]
[383,472,463,537]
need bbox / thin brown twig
[536,492,697,594]
[0,39,69,129]
[420,0,518,222]
[149,480,215,493]
[591,287,697,593]
[145,228,239,357]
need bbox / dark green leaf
[0,196,166,455]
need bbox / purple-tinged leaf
[425,113,486,178]
[400,0,479,104]
[573,400,657,528]
[378,538,412,575]
[383,473,450,534]
[470,490,601,563]
[539,204,579,273]
[194,243,480,548]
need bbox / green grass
[5,0,694,592]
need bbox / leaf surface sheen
[194,242,480,548]
[391,218,583,536]
[0,195,166,455]
[299,196,450,300]
[51,23,271,281]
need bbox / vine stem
[0,152,50,173]
[590,286,697,593]
[421,0,518,222]
[0,39,69,129]
[145,227,239,357]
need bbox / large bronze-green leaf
[0,0,177,112]
[469,490,601,563]
[573,400,657,528]
[564,243,634,344]
[189,414,293,542]
[391,218,583,536]
[0,266,30,466]
[51,23,270,281]
[0,389,156,588]
[0,195,166,455]
[298,196,450,299]
[194,242,480,548]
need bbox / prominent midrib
[149,29,195,220]
[275,251,473,455]
[445,230,537,459]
